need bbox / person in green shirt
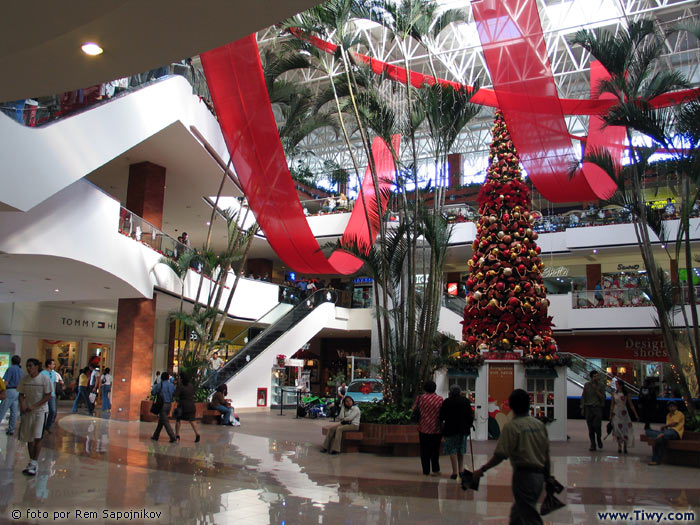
[474,389,551,525]
[580,370,606,451]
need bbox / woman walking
[175,372,200,442]
[413,380,444,476]
[610,383,639,454]
[440,385,474,479]
[71,368,91,414]
[100,368,112,412]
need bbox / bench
[202,410,223,425]
[385,430,448,457]
[322,424,364,453]
[640,431,700,467]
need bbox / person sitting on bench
[321,396,360,455]
[209,384,234,426]
[646,402,685,465]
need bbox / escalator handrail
[202,288,338,389]
[560,352,639,395]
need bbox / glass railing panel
[118,207,188,258]
[2,61,213,128]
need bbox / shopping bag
[88,392,97,404]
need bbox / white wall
[0,76,226,212]
[226,303,343,408]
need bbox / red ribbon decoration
[201,35,398,275]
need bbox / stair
[203,289,337,391]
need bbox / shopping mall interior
[1,0,700,523]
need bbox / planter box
[139,400,209,422]
[334,423,443,456]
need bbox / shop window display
[527,378,554,421]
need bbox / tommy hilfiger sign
[60,318,116,330]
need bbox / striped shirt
[414,393,444,434]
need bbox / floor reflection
[0,414,697,524]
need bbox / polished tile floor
[0,406,698,524]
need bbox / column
[448,153,463,188]
[126,161,166,228]
[113,161,166,421]
[112,297,157,421]
[586,263,601,290]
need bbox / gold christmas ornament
[503,267,513,276]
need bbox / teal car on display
[344,378,383,403]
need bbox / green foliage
[328,371,347,388]
[357,400,414,425]
[194,386,210,403]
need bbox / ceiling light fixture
[81,42,103,56]
[54,288,60,293]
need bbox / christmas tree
[462,111,560,363]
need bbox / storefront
[0,303,117,397]
[556,333,669,388]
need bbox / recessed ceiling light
[81,42,103,56]
[54,288,60,293]
[592,249,598,254]
[206,221,211,226]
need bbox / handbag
[150,394,163,415]
[172,406,183,419]
[540,476,566,516]
[88,392,97,404]
[411,396,421,423]
[461,433,480,491]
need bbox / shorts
[18,411,47,442]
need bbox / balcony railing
[572,286,700,309]
[118,207,188,259]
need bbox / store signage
[617,264,640,271]
[353,277,374,284]
[542,266,569,278]
[61,317,116,330]
[482,351,521,361]
[625,337,668,360]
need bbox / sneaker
[22,463,37,476]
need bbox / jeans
[0,388,20,433]
[584,406,603,446]
[46,397,57,430]
[72,386,90,413]
[213,405,232,425]
[511,469,545,525]
[418,432,442,475]
[101,385,111,411]
[646,428,680,462]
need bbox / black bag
[540,476,566,516]
[150,395,163,415]
[461,433,480,491]
[411,396,421,423]
[172,406,183,420]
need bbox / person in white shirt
[321,396,361,455]
[18,358,52,476]
[101,368,113,412]
[209,352,224,384]
[88,366,101,416]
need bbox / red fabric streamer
[290,28,698,115]
[201,35,398,275]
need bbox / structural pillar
[113,161,166,421]
[448,153,463,188]
[586,263,601,290]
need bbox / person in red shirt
[413,380,444,475]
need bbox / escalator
[562,352,639,396]
[202,288,338,391]
[442,293,466,316]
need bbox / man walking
[151,371,177,443]
[0,355,23,436]
[39,359,59,432]
[17,358,52,476]
[581,370,606,451]
[473,389,551,524]
[88,365,101,416]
